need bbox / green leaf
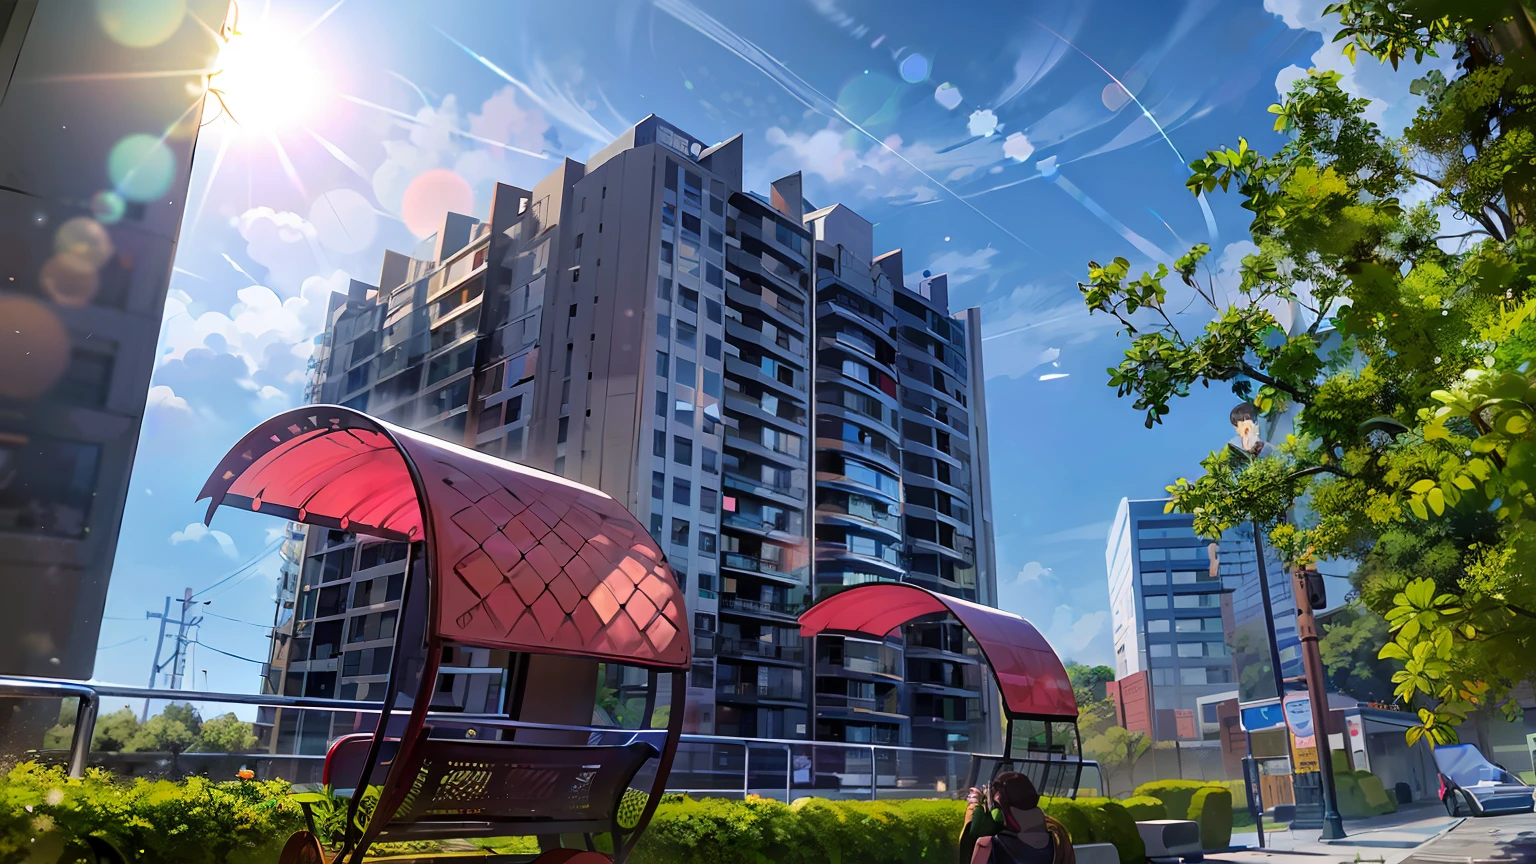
[1409,479,1436,494]
[1409,497,1429,520]
[1427,487,1446,515]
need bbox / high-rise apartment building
[0,0,228,679]
[260,115,998,751]
[1106,499,1237,739]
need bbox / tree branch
[1434,230,1492,241]
[1411,171,1445,189]
[1507,604,1536,621]
[1239,362,1310,403]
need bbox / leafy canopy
[1080,3,1536,744]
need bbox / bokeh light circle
[309,189,380,255]
[0,295,71,399]
[40,254,100,307]
[899,53,930,84]
[401,170,473,239]
[90,191,126,224]
[837,72,900,125]
[96,0,187,48]
[1102,82,1130,111]
[55,218,114,269]
[108,134,176,202]
[934,83,963,110]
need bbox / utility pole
[144,596,173,722]
[1294,564,1346,839]
[169,588,203,691]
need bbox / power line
[189,639,266,665]
[97,636,146,652]
[190,537,283,600]
[200,609,274,629]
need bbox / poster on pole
[1284,691,1319,773]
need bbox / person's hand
[967,787,982,805]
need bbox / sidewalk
[1211,803,1460,864]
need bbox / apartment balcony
[715,681,806,704]
[814,693,907,719]
[716,637,804,665]
[721,469,804,507]
[815,658,903,681]
[721,512,803,545]
[719,552,807,585]
[718,594,805,622]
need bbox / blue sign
[1240,703,1285,732]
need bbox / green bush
[1188,787,1233,850]
[0,763,1157,864]
[1131,779,1210,820]
[1072,798,1146,864]
[1119,795,1168,822]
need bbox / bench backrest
[324,734,398,791]
[390,738,657,830]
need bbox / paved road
[1401,810,1536,864]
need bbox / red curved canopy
[197,407,689,670]
[799,583,1077,719]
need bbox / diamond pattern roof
[197,407,689,669]
[799,583,1077,719]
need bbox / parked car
[1434,744,1536,817]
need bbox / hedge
[1187,787,1233,851]
[1328,768,1397,819]
[0,763,1153,864]
[1118,796,1167,822]
[1130,780,1233,852]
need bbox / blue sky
[96,0,1445,704]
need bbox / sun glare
[205,25,323,134]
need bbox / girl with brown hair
[959,772,1076,864]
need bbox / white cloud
[1017,561,1052,584]
[145,385,190,413]
[1039,373,1070,381]
[1048,606,1109,656]
[171,522,240,559]
[236,207,327,296]
[907,246,999,287]
[160,270,348,378]
[762,124,1002,204]
[968,109,1000,138]
[373,87,551,226]
[1263,0,1455,135]
[1003,132,1035,162]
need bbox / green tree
[194,713,257,753]
[122,703,202,754]
[1079,2,1536,744]
[1084,726,1151,797]
[1319,601,1399,704]
[43,705,143,752]
[1065,663,1117,703]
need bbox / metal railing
[0,676,1095,800]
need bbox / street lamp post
[1227,401,1344,840]
[1295,564,1346,839]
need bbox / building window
[1177,643,1203,658]
[657,314,671,340]
[679,286,699,312]
[676,358,696,386]
[677,321,697,349]
[708,227,723,252]
[1139,547,1167,562]
[706,298,722,323]
[1151,668,1175,685]
[652,471,666,501]
[658,276,672,301]
[0,436,101,539]
[556,417,569,444]
[674,395,694,426]
[656,391,668,417]
[650,513,663,537]
[661,241,674,264]
[1149,644,1172,658]
[506,395,523,423]
[698,531,716,554]
[671,518,690,547]
[700,488,718,514]
[702,448,718,473]
[656,351,669,377]
[1144,594,1168,609]
[674,436,693,466]
[695,613,716,632]
[574,233,583,249]
[705,262,723,288]
[1147,619,1170,633]
[654,430,667,457]
[672,477,691,506]
[705,335,721,360]
[1141,571,1167,586]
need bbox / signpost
[1242,753,1266,849]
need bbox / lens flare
[96,0,186,48]
[402,170,473,240]
[0,296,70,398]
[107,134,176,202]
[205,25,324,133]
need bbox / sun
[204,21,324,134]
